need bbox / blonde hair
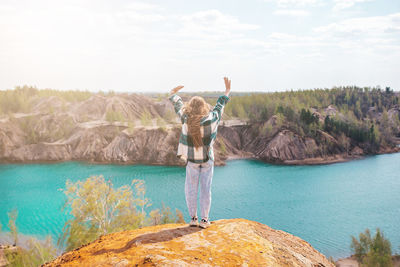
[183,96,210,148]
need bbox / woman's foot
[189,216,198,227]
[199,218,211,229]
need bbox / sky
[0,0,399,92]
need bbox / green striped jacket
[169,94,230,163]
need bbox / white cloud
[266,0,318,20]
[333,0,372,11]
[180,9,259,34]
[315,12,400,37]
[266,0,320,7]
[309,13,400,55]
[125,2,160,11]
[150,10,269,63]
[261,13,400,58]
[274,9,309,16]
[115,10,165,24]
[264,32,325,56]
[116,2,165,24]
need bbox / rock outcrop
[43,219,334,267]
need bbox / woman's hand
[170,85,184,95]
[224,77,231,96]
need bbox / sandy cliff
[43,218,334,267]
[1,94,399,165]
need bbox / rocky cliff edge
[43,218,334,267]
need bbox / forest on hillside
[219,86,400,152]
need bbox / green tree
[58,176,184,252]
[232,104,246,119]
[140,110,153,126]
[127,121,136,134]
[149,209,162,225]
[219,138,227,156]
[58,176,149,251]
[148,204,186,226]
[338,133,350,154]
[3,209,57,266]
[351,228,392,267]
[8,208,18,246]
[106,110,125,122]
[156,116,166,127]
[5,236,57,267]
[175,209,185,224]
[160,203,177,224]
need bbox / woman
[168,77,231,228]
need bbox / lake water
[1,153,399,259]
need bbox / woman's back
[169,92,230,164]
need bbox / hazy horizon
[2,85,399,94]
[1,0,399,93]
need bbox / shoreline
[0,149,399,166]
[336,256,359,267]
[281,155,362,165]
[336,255,400,267]
[266,146,400,166]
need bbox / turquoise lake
[1,153,399,259]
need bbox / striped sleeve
[168,94,185,123]
[211,95,230,123]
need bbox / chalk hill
[1,92,399,165]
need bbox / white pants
[185,159,214,220]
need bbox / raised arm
[168,85,185,123]
[224,77,231,97]
[211,77,231,123]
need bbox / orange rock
[43,219,334,267]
